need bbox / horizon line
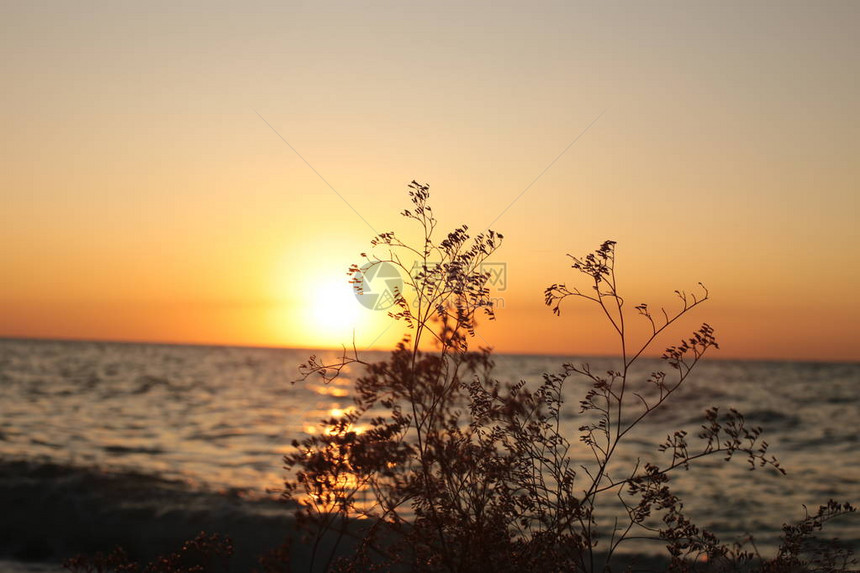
[2,334,857,366]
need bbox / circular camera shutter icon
[353,262,403,311]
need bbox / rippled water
[1,338,858,556]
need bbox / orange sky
[2,2,858,362]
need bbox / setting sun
[311,279,360,336]
[302,276,362,347]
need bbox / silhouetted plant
[64,531,233,573]
[284,183,855,572]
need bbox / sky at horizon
[2,1,858,362]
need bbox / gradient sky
[2,1,858,362]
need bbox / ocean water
[1,338,857,566]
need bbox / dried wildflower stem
[279,187,854,573]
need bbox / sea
[1,338,857,570]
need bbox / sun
[269,250,401,349]
[304,278,361,346]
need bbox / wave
[734,408,803,429]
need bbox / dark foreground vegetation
[59,183,854,572]
[0,460,293,571]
